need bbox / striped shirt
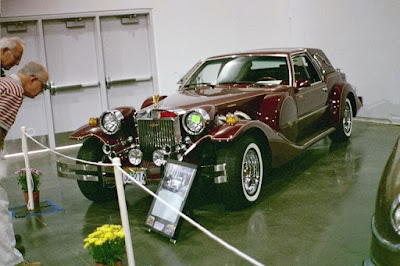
[0,75,24,131]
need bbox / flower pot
[95,261,122,266]
[23,191,40,207]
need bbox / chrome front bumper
[56,160,160,184]
[57,160,228,184]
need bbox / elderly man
[0,36,27,258]
[0,37,25,77]
[0,61,48,266]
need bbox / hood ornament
[152,94,160,108]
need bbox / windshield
[184,55,289,88]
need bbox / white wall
[2,0,400,122]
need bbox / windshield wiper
[184,82,214,88]
[217,81,254,85]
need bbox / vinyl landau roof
[208,47,315,59]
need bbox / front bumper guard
[56,160,160,185]
[57,160,228,184]
[57,161,114,183]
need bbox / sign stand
[146,159,197,242]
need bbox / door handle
[105,75,152,89]
[49,81,99,95]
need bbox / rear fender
[329,83,361,126]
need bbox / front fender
[70,124,111,144]
[208,120,276,142]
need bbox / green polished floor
[3,120,400,266]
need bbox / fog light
[128,149,143,165]
[153,149,167,166]
[102,144,112,155]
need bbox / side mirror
[295,79,311,89]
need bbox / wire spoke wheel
[217,135,267,210]
[342,98,353,136]
[242,145,262,198]
[329,97,353,142]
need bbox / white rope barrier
[113,157,135,266]
[21,128,265,266]
[21,126,34,210]
[119,166,265,266]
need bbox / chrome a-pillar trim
[372,215,400,252]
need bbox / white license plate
[128,170,146,185]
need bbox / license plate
[127,168,147,185]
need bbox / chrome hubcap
[242,149,261,196]
[343,100,352,135]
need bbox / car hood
[156,84,285,111]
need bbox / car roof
[208,47,315,59]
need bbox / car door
[292,53,329,140]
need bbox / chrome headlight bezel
[182,108,209,135]
[128,149,143,166]
[99,110,124,135]
[390,194,400,235]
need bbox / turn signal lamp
[89,117,98,126]
[226,114,239,125]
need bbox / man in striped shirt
[0,61,48,266]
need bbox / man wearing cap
[0,61,48,266]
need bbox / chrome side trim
[371,215,400,252]
[297,106,328,123]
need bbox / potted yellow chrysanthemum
[84,224,125,266]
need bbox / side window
[292,55,321,84]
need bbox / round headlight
[100,110,124,135]
[128,149,143,165]
[182,108,209,135]
[153,149,167,166]
[391,195,400,234]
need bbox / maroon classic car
[58,48,362,210]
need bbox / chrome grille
[137,118,180,156]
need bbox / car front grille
[137,118,181,158]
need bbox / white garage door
[0,10,157,153]
[100,14,154,109]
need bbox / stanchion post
[112,157,135,266]
[21,126,34,210]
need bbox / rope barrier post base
[21,126,34,210]
[113,157,135,266]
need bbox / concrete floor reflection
[3,120,400,265]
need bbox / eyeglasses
[38,79,49,91]
[32,76,49,91]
